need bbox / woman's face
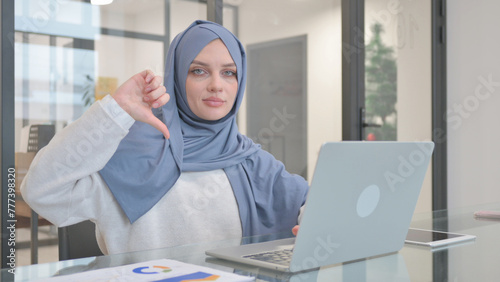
[186,39,238,121]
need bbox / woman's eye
[191,69,205,75]
[223,70,237,77]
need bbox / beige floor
[16,225,59,267]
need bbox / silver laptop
[206,141,434,273]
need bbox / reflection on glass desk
[4,203,500,281]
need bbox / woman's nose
[208,75,223,93]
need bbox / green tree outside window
[365,22,397,141]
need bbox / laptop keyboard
[242,248,293,266]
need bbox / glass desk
[3,203,500,281]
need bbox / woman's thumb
[148,115,170,139]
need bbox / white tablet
[405,228,476,248]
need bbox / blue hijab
[99,20,308,236]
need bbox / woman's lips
[203,97,225,107]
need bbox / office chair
[58,220,103,261]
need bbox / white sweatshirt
[20,95,242,255]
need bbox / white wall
[447,0,500,209]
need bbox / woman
[21,20,308,255]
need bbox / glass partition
[364,0,432,144]
[363,1,433,280]
[13,0,197,267]
[98,0,166,35]
[171,0,208,36]
[14,0,170,152]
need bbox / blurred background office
[1,0,499,274]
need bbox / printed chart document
[35,259,255,282]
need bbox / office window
[11,0,206,266]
